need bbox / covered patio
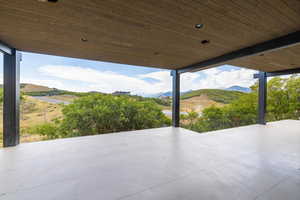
[1,120,300,199]
[1,0,300,199]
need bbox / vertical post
[3,49,20,147]
[171,70,180,127]
[258,71,267,125]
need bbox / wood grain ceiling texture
[0,0,299,72]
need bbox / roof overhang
[1,0,300,72]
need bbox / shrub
[28,123,59,139]
[30,94,171,139]
[182,75,300,133]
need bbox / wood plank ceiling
[0,0,300,72]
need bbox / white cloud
[186,68,257,90]
[38,65,171,95]
[36,65,257,95]
[21,78,64,89]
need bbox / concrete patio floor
[0,120,300,200]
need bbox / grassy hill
[0,85,245,147]
[181,89,244,104]
[180,95,223,113]
[21,83,53,92]
[20,83,66,96]
[0,95,64,147]
[20,83,87,96]
[19,83,171,106]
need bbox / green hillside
[19,83,92,97]
[181,89,244,104]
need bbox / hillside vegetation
[2,76,298,147]
[21,83,87,97]
[28,94,171,139]
[21,83,53,92]
[180,95,223,113]
[182,76,300,133]
[20,83,171,107]
[181,89,244,104]
[0,89,171,146]
[2,84,246,146]
[0,95,64,147]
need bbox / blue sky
[0,52,257,96]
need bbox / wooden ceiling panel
[228,44,300,72]
[0,0,300,71]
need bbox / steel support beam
[178,31,300,73]
[0,41,12,55]
[3,49,21,147]
[258,71,267,125]
[254,67,300,78]
[171,70,180,127]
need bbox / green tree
[267,77,289,121]
[181,110,199,130]
[183,75,300,133]
[197,106,230,131]
[28,122,60,139]
[224,91,257,127]
[286,75,300,119]
[53,94,170,138]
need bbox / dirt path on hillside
[180,95,223,113]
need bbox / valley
[0,83,247,146]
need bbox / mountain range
[15,83,246,114]
[155,85,251,98]
[225,85,251,93]
[15,83,251,101]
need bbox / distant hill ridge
[225,85,251,93]
[5,83,246,105]
[19,83,86,97]
[181,89,244,104]
[21,83,54,92]
[154,90,191,98]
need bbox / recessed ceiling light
[81,38,88,42]
[201,40,210,45]
[195,24,204,29]
[38,0,58,3]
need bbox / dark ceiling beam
[0,41,13,55]
[254,67,300,78]
[178,30,300,74]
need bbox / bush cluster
[182,76,300,133]
[29,94,171,139]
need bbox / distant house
[112,91,131,96]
